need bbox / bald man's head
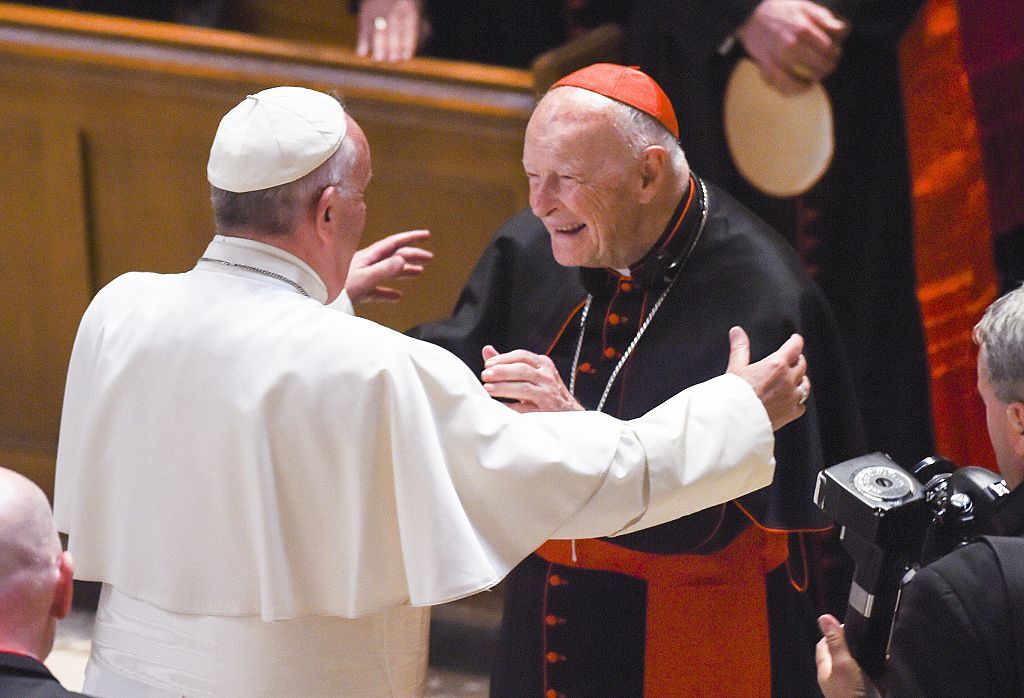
[0,468,60,577]
[0,467,73,660]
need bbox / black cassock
[412,179,865,696]
[628,0,933,470]
[885,484,1024,697]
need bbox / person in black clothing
[412,63,863,697]
[352,0,627,66]
[0,467,84,697]
[629,0,933,472]
[817,286,1024,697]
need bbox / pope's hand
[355,0,426,63]
[727,326,809,431]
[736,0,848,95]
[480,345,584,413]
[345,229,432,303]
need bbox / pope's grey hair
[210,133,359,237]
[974,285,1024,404]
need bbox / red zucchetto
[550,63,679,139]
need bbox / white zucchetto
[207,86,347,193]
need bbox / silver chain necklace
[568,180,709,413]
[198,257,310,297]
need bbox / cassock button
[608,313,620,325]
[546,651,566,663]
[577,362,593,375]
[545,614,565,626]
[549,574,563,586]
[603,347,618,359]
[620,281,633,293]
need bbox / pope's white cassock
[54,235,775,696]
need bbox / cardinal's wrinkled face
[523,89,650,270]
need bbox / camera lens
[852,465,915,501]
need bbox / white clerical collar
[198,235,329,304]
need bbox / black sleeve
[612,283,864,555]
[407,229,513,376]
[885,543,1017,697]
[408,208,575,376]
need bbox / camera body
[814,452,1010,681]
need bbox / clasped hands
[481,326,810,431]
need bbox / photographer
[816,287,1024,697]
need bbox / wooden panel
[0,117,93,495]
[0,2,535,492]
[0,449,62,502]
[901,0,997,469]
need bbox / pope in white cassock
[53,86,812,696]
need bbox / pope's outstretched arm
[480,324,810,429]
[540,326,809,541]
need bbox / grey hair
[210,133,359,236]
[974,286,1024,403]
[606,99,688,174]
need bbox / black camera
[814,452,1010,681]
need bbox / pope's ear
[314,185,335,235]
[317,185,333,220]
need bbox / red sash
[537,525,788,696]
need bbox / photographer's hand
[816,614,880,698]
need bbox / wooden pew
[0,2,536,495]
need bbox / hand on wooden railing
[355,0,428,62]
